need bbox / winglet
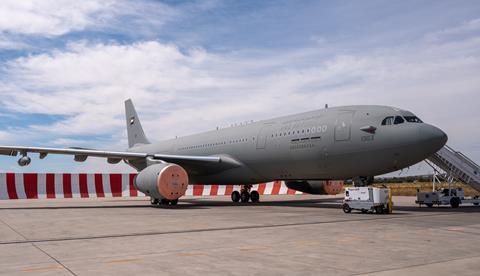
[125,99,150,148]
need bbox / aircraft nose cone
[419,124,448,152]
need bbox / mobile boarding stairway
[427,145,480,192]
[418,145,480,207]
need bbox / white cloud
[0,35,29,49]
[50,138,90,146]
[425,18,480,42]
[0,131,14,142]
[0,0,208,44]
[0,18,479,173]
[0,0,117,36]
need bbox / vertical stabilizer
[125,99,150,148]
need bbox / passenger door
[334,111,354,142]
[256,123,273,149]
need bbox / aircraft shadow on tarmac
[0,198,339,210]
[2,197,479,213]
[180,198,480,214]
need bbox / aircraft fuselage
[128,105,447,184]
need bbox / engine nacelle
[134,163,189,200]
[18,156,31,167]
[285,180,344,195]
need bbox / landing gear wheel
[426,203,433,208]
[450,197,460,208]
[150,198,159,205]
[240,191,250,203]
[160,199,170,205]
[342,204,351,213]
[231,191,241,202]
[375,206,384,214]
[170,199,178,206]
[250,190,260,203]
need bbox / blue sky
[0,0,479,175]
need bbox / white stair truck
[343,187,393,214]
[416,188,480,208]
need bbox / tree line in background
[373,175,433,183]
[343,175,434,185]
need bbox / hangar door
[334,111,354,142]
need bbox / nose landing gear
[231,185,260,203]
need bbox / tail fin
[125,99,150,148]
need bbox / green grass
[370,182,479,197]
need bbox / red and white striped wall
[0,173,305,200]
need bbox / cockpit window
[404,116,423,123]
[381,116,394,125]
[394,116,405,125]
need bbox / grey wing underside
[0,146,242,174]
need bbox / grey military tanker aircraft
[0,100,447,205]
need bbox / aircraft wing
[0,146,238,171]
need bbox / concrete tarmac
[1,195,480,275]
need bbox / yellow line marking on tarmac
[106,258,143,264]
[445,227,466,231]
[336,235,362,244]
[21,265,62,272]
[176,251,207,257]
[292,239,321,246]
[239,245,270,251]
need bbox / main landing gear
[150,197,178,206]
[231,185,260,203]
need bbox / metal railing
[427,145,480,192]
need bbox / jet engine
[134,163,189,200]
[17,155,31,167]
[285,180,344,195]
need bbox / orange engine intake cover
[323,181,344,195]
[157,164,189,200]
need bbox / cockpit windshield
[381,116,394,125]
[382,114,424,126]
[404,116,423,123]
[394,116,404,125]
[381,115,406,125]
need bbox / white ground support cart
[416,165,480,208]
[343,187,393,214]
[416,188,480,208]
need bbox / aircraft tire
[160,199,170,205]
[150,198,159,205]
[240,191,250,203]
[450,197,460,208]
[250,191,260,203]
[426,203,433,208]
[170,199,178,205]
[231,191,241,202]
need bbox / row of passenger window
[178,138,250,151]
[271,127,319,138]
[381,116,423,126]
[291,136,321,142]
